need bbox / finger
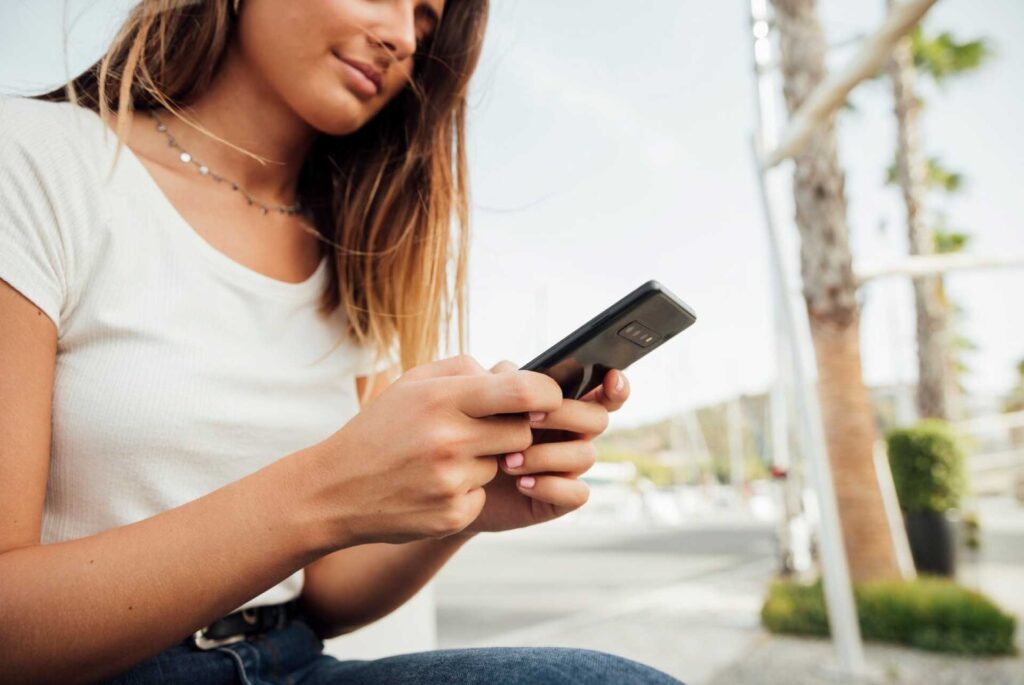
[399,354,489,382]
[490,360,547,424]
[578,368,630,412]
[501,440,596,477]
[450,486,487,536]
[515,473,591,509]
[489,359,518,374]
[527,397,608,438]
[462,413,537,459]
[462,453,500,492]
[452,369,562,419]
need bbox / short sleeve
[0,98,73,330]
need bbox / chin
[300,104,371,137]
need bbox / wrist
[275,443,353,556]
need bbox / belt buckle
[191,629,246,651]
[191,608,260,651]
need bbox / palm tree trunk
[772,0,902,582]
[887,6,950,420]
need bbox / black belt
[187,599,301,650]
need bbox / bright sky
[3,0,1022,429]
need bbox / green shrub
[761,578,829,637]
[762,578,1017,655]
[886,419,967,514]
[962,510,982,550]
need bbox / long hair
[36,0,489,404]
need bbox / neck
[164,44,317,205]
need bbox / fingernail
[505,452,524,468]
[614,373,624,393]
[519,476,536,489]
[528,411,546,423]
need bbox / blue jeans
[102,617,685,684]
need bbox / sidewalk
[450,525,773,684]
[444,496,1024,684]
[700,497,1024,683]
[707,634,1024,685]
[462,558,771,683]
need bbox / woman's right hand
[308,354,563,547]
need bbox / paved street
[434,512,778,683]
[434,496,1024,684]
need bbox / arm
[299,362,636,640]
[298,530,476,640]
[296,369,478,640]
[0,280,338,685]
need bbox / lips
[331,50,382,95]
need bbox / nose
[368,1,418,64]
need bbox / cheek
[241,12,324,97]
[237,5,411,135]
[242,39,365,132]
[377,65,415,109]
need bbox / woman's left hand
[460,360,631,535]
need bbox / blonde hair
[37,0,489,405]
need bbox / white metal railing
[950,410,1024,435]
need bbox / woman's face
[237,0,444,135]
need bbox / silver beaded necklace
[149,109,306,217]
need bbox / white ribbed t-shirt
[0,95,395,612]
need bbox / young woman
[0,1,683,683]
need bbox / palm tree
[932,226,977,417]
[771,0,901,582]
[886,12,992,420]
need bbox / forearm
[298,531,478,639]
[0,446,335,685]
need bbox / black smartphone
[519,280,697,400]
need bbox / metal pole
[873,441,918,579]
[770,297,812,573]
[748,0,867,676]
[750,133,868,679]
[728,395,745,493]
[857,252,1024,283]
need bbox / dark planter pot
[904,511,956,577]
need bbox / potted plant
[886,419,967,576]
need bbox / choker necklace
[148,109,306,218]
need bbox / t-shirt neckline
[89,107,329,302]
